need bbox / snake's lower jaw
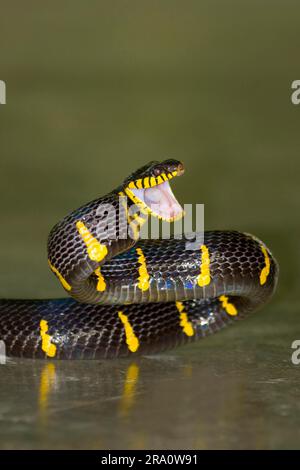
[132,180,184,221]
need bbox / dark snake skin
[0,161,279,359]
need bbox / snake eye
[167,164,177,173]
[153,168,161,176]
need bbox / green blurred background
[0,0,299,449]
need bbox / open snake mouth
[125,165,184,222]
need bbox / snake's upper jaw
[127,180,184,222]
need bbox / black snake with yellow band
[0,160,279,359]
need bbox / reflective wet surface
[0,0,299,449]
[1,306,300,450]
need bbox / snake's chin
[130,180,184,221]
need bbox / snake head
[121,159,185,222]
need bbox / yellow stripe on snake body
[118,311,139,352]
[219,295,238,316]
[260,245,271,285]
[95,267,106,292]
[136,247,150,291]
[40,320,56,358]
[197,245,211,287]
[76,220,108,263]
[176,302,194,336]
[48,260,71,291]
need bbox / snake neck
[47,189,147,304]
[47,160,185,304]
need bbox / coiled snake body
[0,160,279,359]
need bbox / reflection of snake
[0,160,278,359]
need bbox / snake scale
[0,160,279,359]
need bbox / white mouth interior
[131,180,183,220]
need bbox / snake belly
[0,160,279,359]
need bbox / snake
[0,159,279,359]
